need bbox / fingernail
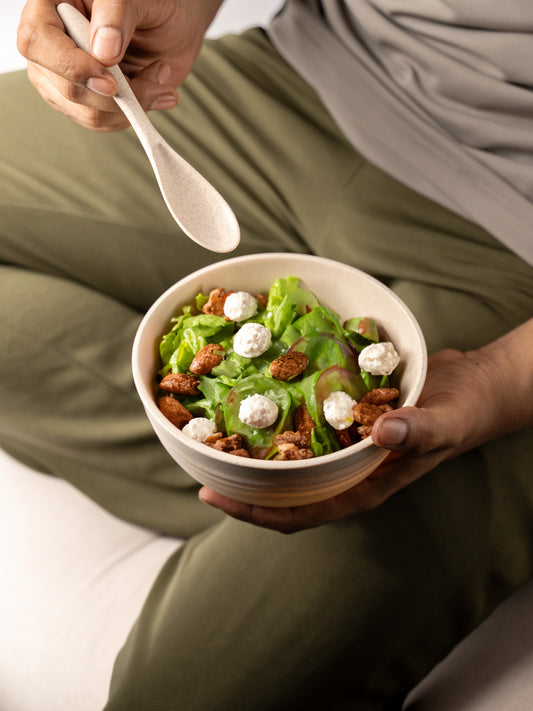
[86,76,115,96]
[157,63,172,85]
[198,488,214,506]
[150,94,178,111]
[92,27,122,62]
[377,418,408,446]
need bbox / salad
[156,276,401,460]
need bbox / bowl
[132,253,427,507]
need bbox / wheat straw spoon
[57,3,240,253]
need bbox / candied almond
[277,447,313,461]
[352,401,393,427]
[276,442,297,453]
[335,428,354,449]
[357,318,369,334]
[202,287,230,317]
[189,343,226,375]
[294,403,316,435]
[256,293,268,309]
[157,396,193,429]
[274,430,313,460]
[159,372,200,395]
[230,448,251,458]
[359,388,400,406]
[274,430,311,448]
[269,351,309,381]
[207,433,245,453]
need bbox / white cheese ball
[181,417,217,442]
[223,291,258,322]
[323,391,356,430]
[233,322,272,358]
[358,342,400,376]
[239,394,279,429]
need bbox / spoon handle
[57,3,163,156]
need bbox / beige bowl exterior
[132,253,427,507]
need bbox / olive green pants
[1,29,533,710]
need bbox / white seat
[0,448,183,711]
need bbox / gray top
[268,0,533,266]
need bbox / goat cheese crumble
[358,342,400,376]
[232,322,272,358]
[181,417,217,442]
[239,394,279,428]
[223,291,258,322]
[323,391,356,430]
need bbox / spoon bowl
[57,3,240,253]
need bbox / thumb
[371,406,455,456]
[89,0,138,64]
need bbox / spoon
[57,3,240,253]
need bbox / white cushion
[0,448,183,711]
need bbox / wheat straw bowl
[132,253,427,507]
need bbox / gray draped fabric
[268,0,533,265]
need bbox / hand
[17,0,224,131]
[199,320,533,533]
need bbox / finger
[198,487,332,533]
[132,60,174,86]
[30,64,178,129]
[27,62,129,131]
[198,450,438,533]
[27,60,121,112]
[17,0,117,97]
[128,64,179,112]
[371,405,460,456]
[363,449,445,504]
[88,0,140,65]
[199,483,376,534]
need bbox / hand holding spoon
[57,3,240,253]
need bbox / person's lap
[1,28,532,710]
[102,451,490,710]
